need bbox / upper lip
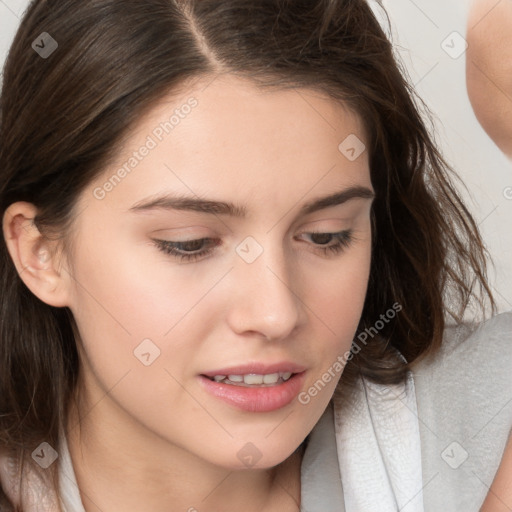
[201,362,307,377]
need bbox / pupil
[312,233,332,245]
[183,239,204,251]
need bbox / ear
[2,202,71,307]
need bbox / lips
[198,370,307,412]
[199,362,307,412]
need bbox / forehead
[82,73,371,217]
[116,73,367,160]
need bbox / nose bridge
[227,235,303,339]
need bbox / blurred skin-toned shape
[469,2,512,507]
[466,0,512,159]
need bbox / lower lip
[198,372,307,412]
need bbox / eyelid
[151,237,220,262]
[149,226,214,236]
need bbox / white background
[1,0,511,312]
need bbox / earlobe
[2,201,71,307]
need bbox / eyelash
[152,230,355,263]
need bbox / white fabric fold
[58,433,85,512]
[333,370,424,512]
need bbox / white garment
[57,437,85,512]
[300,367,424,512]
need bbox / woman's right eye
[151,238,219,262]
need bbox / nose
[225,240,305,341]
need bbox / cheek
[69,236,217,334]
[302,240,371,395]
[293,247,371,427]
[66,247,216,438]
[66,238,223,394]
[315,241,371,337]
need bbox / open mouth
[198,370,307,412]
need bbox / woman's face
[65,74,374,470]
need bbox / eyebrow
[128,185,375,218]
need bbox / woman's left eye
[152,229,354,263]
[299,229,354,255]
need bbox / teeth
[263,373,279,384]
[244,374,264,385]
[210,372,294,386]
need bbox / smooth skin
[466,0,512,159]
[3,74,374,511]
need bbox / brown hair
[0,0,495,508]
